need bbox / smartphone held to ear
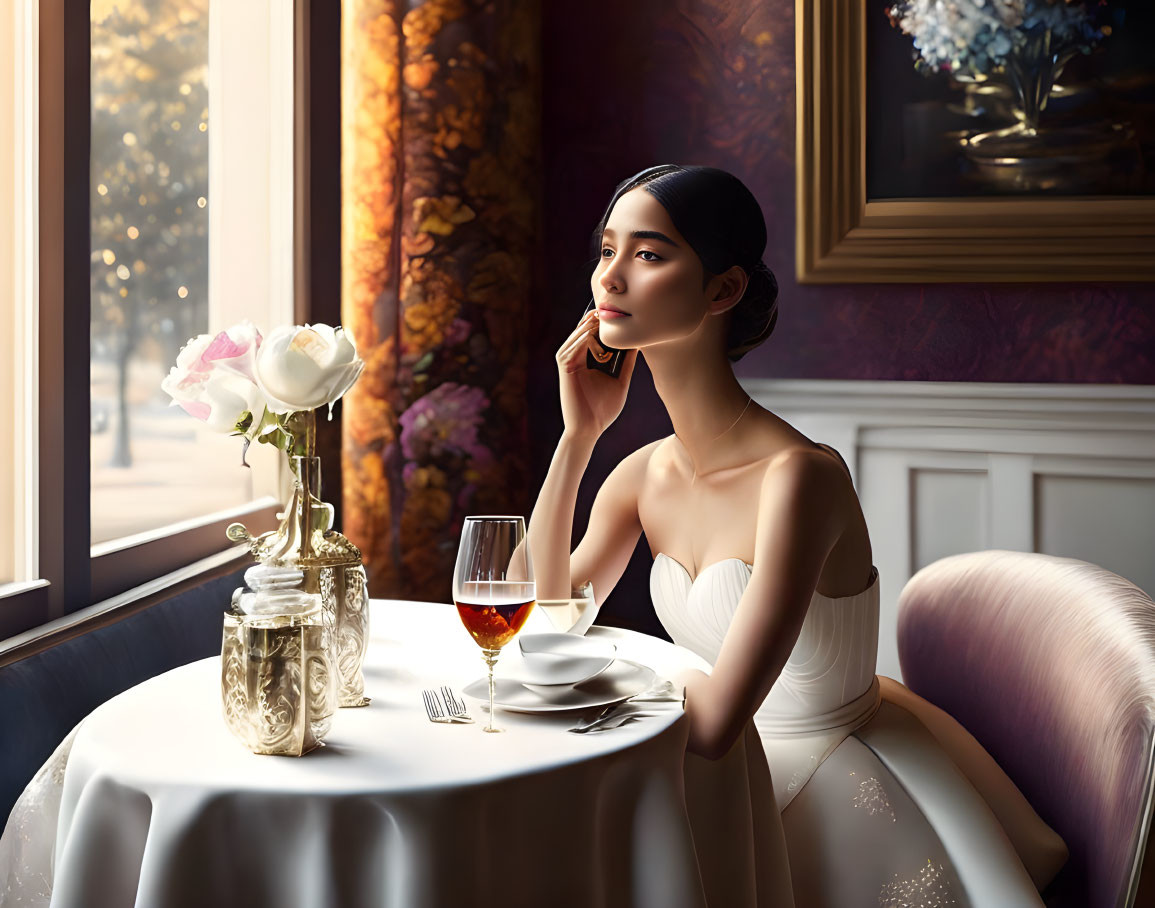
[584,297,626,379]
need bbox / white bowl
[507,633,616,689]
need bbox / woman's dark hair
[590,164,779,362]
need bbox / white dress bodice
[650,553,882,807]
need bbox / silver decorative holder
[228,454,371,708]
[221,609,336,756]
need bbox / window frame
[0,0,39,615]
[0,0,341,642]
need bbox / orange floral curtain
[341,0,539,600]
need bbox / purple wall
[532,0,1155,633]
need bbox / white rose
[253,323,365,414]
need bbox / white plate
[463,660,656,714]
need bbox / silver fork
[421,688,470,724]
[440,686,473,723]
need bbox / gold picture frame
[795,0,1155,283]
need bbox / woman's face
[590,187,720,353]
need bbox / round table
[43,601,780,908]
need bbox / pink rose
[161,320,268,433]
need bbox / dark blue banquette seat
[0,567,245,826]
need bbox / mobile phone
[583,297,626,378]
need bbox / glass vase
[228,454,371,707]
[961,28,1130,192]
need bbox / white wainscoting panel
[744,380,1155,680]
[912,469,988,574]
[1036,473,1155,599]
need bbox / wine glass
[452,516,536,733]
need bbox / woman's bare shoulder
[643,435,696,482]
[757,444,852,513]
[619,436,678,469]
[604,437,666,485]
[611,437,694,503]
[629,437,667,465]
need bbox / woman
[526,164,1067,906]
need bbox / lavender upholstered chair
[897,550,1155,908]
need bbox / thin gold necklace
[687,394,753,486]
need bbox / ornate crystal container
[228,455,371,707]
[221,566,336,756]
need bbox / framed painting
[796,0,1155,282]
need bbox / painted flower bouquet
[886,0,1114,79]
[887,0,1125,183]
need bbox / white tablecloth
[22,601,784,908]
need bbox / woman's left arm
[679,448,848,760]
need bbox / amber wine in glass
[452,516,535,733]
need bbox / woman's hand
[555,311,638,441]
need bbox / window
[1,0,301,639]
[89,0,284,546]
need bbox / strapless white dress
[651,553,1064,908]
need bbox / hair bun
[726,261,778,362]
